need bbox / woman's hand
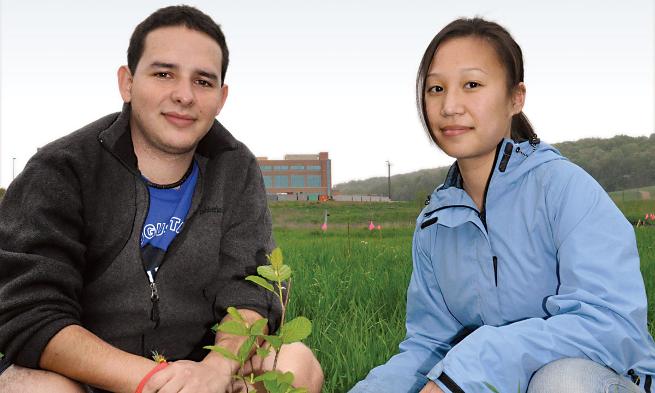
[419,380,444,393]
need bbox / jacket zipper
[140,170,201,329]
[149,280,160,328]
[481,142,510,289]
[493,256,498,287]
[479,142,505,231]
[136,181,161,328]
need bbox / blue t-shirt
[141,161,199,282]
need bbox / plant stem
[237,363,250,393]
[284,277,292,311]
[273,276,291,371]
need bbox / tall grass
[637,227,655,332]
[274,227,412,392]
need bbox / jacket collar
[424,138,548,214]
[97,103,240,172]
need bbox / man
[0,5,323,393]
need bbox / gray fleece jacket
[0,105,280,368]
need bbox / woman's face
[424,36,524,163]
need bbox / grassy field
[269,201,655,393]
[613,199,655,224]
[269,200,421,228]
[609,185,655,203]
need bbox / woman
[349,18,655,393]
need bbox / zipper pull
[493,256,498,287]
[498,143,514,172]
[420,216,438,229]
[150,282,160,328]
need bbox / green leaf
[268,247,283,269]
[237,336,257,363]
[277,264,292,281]
[263,379,283,393]
[483,382,500,393]
[216,320,249,336]
[280,371,294,385]
[203,345,239,362]
[226,306,245,323]
[250,318,268,336]
[211,323,219,333]
[262,335,283,350]
[256,347,271,358]
[257,265,278,282]
[254,371,279,382]
[246,275,275,292]
[281,317,312,344]
[289,388,308,393]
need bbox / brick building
[257,152,331,200]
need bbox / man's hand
[143,360,232,393]
[420,380,445,393]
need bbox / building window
[290,165,305,170]
[260,165,272,171]
[307,165,321,171]
[307,175,321,187]
[274,165,289,171]
[274,175,288,187]
[263,176,272,188]
[291,175,304,187]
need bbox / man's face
[118,26,227,156]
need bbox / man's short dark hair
[127,5,229,85]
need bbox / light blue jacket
[349,139,655,393]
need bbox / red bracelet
[135,362,169,393]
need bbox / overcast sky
[1,0,653,188]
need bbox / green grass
[613,199,655,224]
[269,201,422,228]
[637,227,655,333]
[609,185,655,202]
[269,202,655,393]
[275,227,412,392]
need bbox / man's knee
[280,343,323,385]
[279,342,324,391]
[0,365,88,393]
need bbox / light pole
[12,157,16,181]
[385,160,391,200]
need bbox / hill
[335,134,655,200]
[333,167,451,203]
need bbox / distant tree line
[554,134,655,193]
[334,134,655,201]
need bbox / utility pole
[12,157,15,180]
[385,160,391,200]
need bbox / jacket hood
[423,138,567,215]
